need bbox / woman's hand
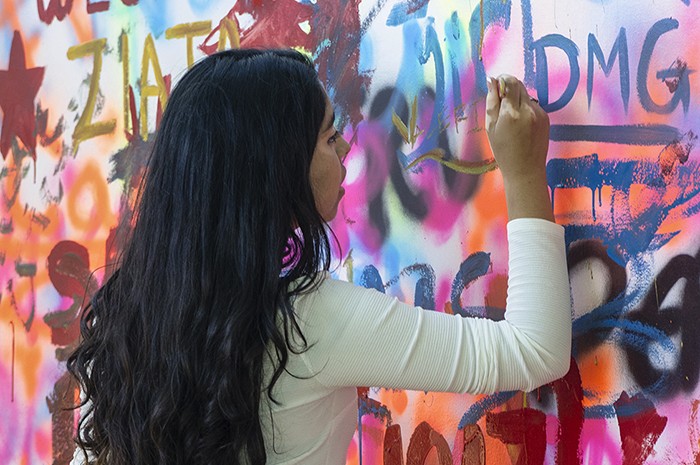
[485,75,555,222]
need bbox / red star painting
[0,31,45,161]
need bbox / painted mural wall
[1,0,699,463]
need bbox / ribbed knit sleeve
[295,218,572,394]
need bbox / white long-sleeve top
[261,218,572,464]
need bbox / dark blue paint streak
[383,264,437,310]
[359,264,436,310]
[446,12,464,121]
[549,124,681,145]
[450,252,491,317]
[458,391,517,428]
[584,404,616,419]
[520,0,535,87]
[358,396,392,421]
[359,265,385,293]
[584,393,663,419]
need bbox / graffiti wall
[1,0,699,463]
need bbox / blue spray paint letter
[532,34,580,112]
[637,18,690,114]
[588,28,630,112]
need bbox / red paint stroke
[199,16,234,56]
[86,0,109,14]
[203,0,315,52]
[383,422,453,465]
[126,85,139,142]
[47,241,91,299]
[236,0,314,49]
[384,424,404,465]
[658,130,697,184]
[689,400,700,464]
[44,241,96,350]
[614,391,668,465]
[9,321,15,402]
[486,408,546,465]
[46,371,78,465]
[200,0,368,130]
[481,358,583,465]
[406,421,452,465]
[550,357,584,464]
[456,423,485,465]
[0,31,45,163]
[663,59,689,93]
[37,0,74,24]
[314,0,367,129]
[44,241,96,465]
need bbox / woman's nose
[337,135,350,162]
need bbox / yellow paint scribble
[120,31,130,136]
[66,38,116,154]
[406,148,498,175]
[392,96,424,147]
[217,17,240,51]
[392,111,409,143]
[140,34,168,141]
[165,21,213,68]
[479,0,484,61]
[343,248,354,284]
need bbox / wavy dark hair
[67,49,331,464]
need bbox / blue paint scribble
[458,391,517,428]
[450,252,491,317]
[549,124,682,145]
[386,0,429,26]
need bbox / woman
[68,49,571,465]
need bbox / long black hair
[67,49,331,464]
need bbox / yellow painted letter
[66,38,117,154]
[217,17,240,51]
[120,31,130,136]
[165,21,212,68]
[140,34,168,141]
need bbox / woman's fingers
[485,77,501,133]
[484,73,551,181]
[496,75,523,118]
